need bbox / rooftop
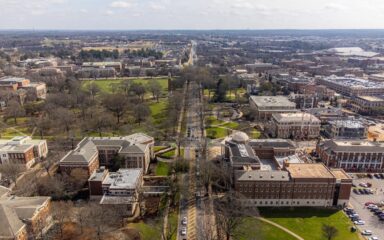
[285,163,334,179]
[330,169,351,180]
[249,139,296,149]
[318,139,384,153]
[329,119,366,129]
[358,95,384,102]
[250,96,296,108]
[0,76,27,83]
[236,170,289,182]
[322,76,384,89]
[103,168,142,189]
[272,112,320,123]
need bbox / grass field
[206,127,231,139]
[82,78,168,94]
[155,161,170,176]
[248,129,261,139]
[154,146,168,152]
[128,220,162,240]
[259,208,359,240]
[205,116,224,126]
[238,218,297,240]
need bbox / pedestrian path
[256,217,304,240]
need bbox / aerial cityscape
[1,1,384,240]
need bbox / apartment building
[0,136,48,168]
[249,96,297,121]
[0,193,51,240]
[59,133,154,177]
[316,76,384,96]
[267,113,321,139]
[88,167,143,216]
[317,139,384,172]
[223,133,352,207]
[325,119,368,139]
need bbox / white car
[182,217,188,225]
[354,220,365,225]
[362,230,373,236]
[360,183,368,187]
[368,237,379,240]
[181,227,187,236]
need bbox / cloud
[324,3,347,11]
[105,10,115,15]
[149,2,166,11]
[110,1,133,8]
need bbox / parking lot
[349,174,384,240]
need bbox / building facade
[317,139,384,172]
[325,119,368,139]
[267,113,321,139]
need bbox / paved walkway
[256,217,304,240]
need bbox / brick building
[88,167,143,216]
[0,192,51,240]
[59,133,154,177]
[0,136,48,168]
[0,76,47,100]
[223,132,352,207]
[317,139,384,172]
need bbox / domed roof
[231,131,249,143]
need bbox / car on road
[362,230,373,236]
[182,217,187,225]
[354,220,365,225]
[181,227,187,236]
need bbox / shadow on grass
[259,207,339,218]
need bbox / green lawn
[155,161,170,176]
[222,121,239,129]
[154,146,168,152]
[259,208,359,240]
[149,99,168,125]
[249,130,261,139]
[128,220,162,240]
[82,78,168,94]
[206,127,231,139]
[238,218,297,240]
[205,116,224,126]
[159,149,176,159]
[168,211,179,240]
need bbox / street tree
[51,201,74,239]
[0,163,24,187]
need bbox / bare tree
[147,80,162,102]
[86,82,100,101]
[0,163,24,187]
[130,82,146,102]
[90,111,114,137]
[4,100,25,124]
[86,203,118,240]
[215,191,259,240]
[133,103,151,125]
[120,79,131,96]
[322,224,338,240]
[102,93,129,124]
[51,107,75,135]
[52,201,74,239]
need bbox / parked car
[354,220,365,225]
[182,217,187,225]
[353,189,359,194]
[374,210,383,215]
[368,173,373,179]
[359,189,366,194]
[374,174,381,179]
[345,207,354,211]
[181,227,187,236]
[360,183,368,187]
[362,230,373,236]
[368,237,379,240]
[365,202,375,206]
[380,173,384,179]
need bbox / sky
[1,0,384,30]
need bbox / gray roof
[249,139,296,149]
[250,96,296,109]
[236,170,290,182]
[319,140,384,153]
[0,196,50,238]
[227,141,260,165]
[60,139,98,164]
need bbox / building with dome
[221,132,352,207]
